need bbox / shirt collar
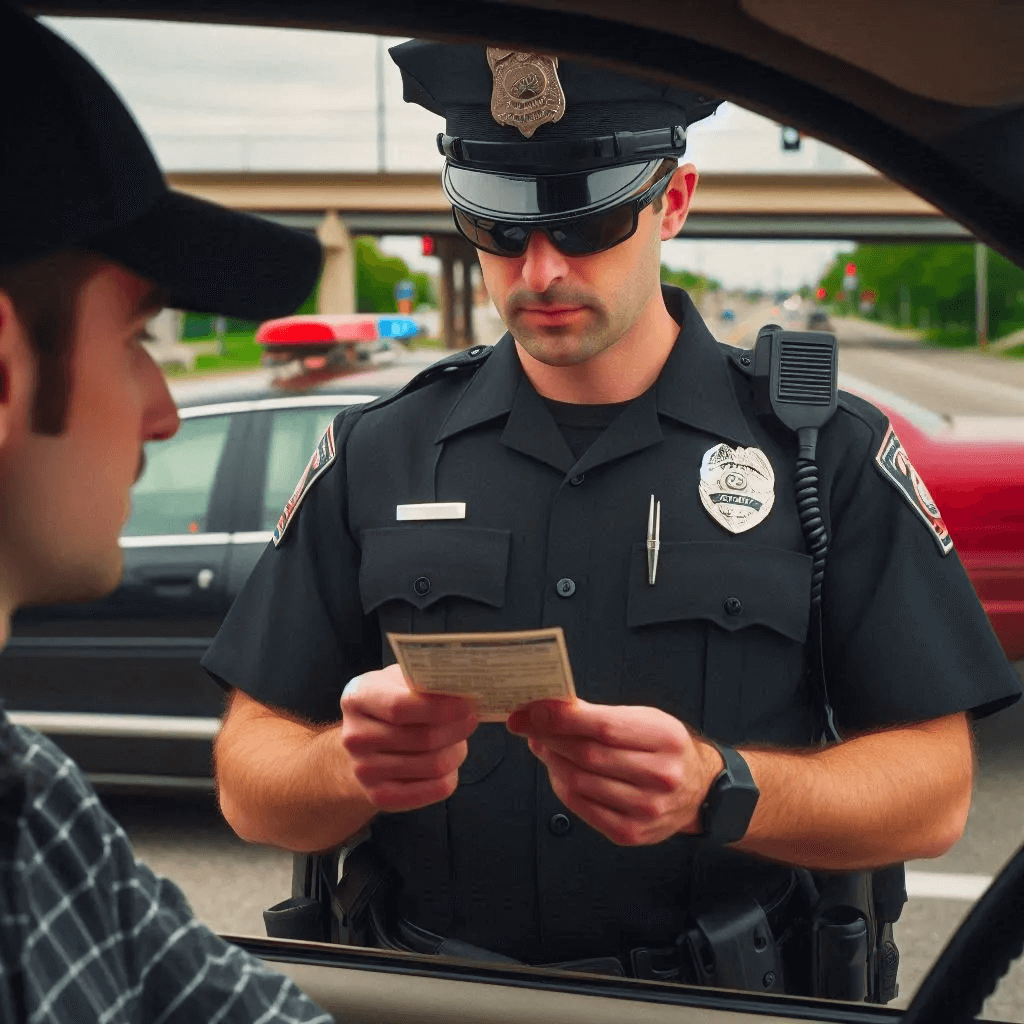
[436,285,756,449]
[656,286,758,446]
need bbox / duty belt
[333,842,805,992]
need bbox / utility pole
[975,242,988,348]
[375,37,386,172]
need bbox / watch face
[703,747,760,844]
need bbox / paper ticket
[386,628,577,722]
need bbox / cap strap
[437,125,686,171]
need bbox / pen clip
[647,495,661,585]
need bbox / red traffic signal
[844,261,857,276]
[422,236,436,256]
[815,286,827,301]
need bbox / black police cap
[390,40,721,222]
[0,5,321,321]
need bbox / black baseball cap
[0,5,322,320]
[390,40,722,222]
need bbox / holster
[263,839,400,946]
[680,897,786,993]
[809,866,905,1004]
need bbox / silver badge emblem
[486,48,566,138]
[699,444,775,534]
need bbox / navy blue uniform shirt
[203,287,1020,963]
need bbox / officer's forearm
[214,691,376,853]
[733,712,973,870]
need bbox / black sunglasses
[451,169,674,258]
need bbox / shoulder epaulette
[361,343,494,414]
[719,341,756,377]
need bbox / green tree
[660,264,720,302]
[355,236,436,313]
[816,243,1024,344]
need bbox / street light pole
[375,37,386,172]
[975,241,988,348]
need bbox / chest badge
[486,48,566,138]
[699,443,775,534]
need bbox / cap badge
[486,48,566,138]
[699,443,775,534]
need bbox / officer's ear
[0,291,34,451]
[660,163,699,240]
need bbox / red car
[844,376,1024,661]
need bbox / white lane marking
[905,870,993,901]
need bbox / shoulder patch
[874,424,953,556]
[273,422,337,547]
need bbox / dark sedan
[2,382,387,791]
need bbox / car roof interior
[17,3,1024,1021]
[24,0,1024,270]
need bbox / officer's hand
[507,699,724,846]
[340,664,479,813]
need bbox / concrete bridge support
[316,210,356,314]
[435,235,480,348]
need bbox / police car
[16,1,1024,1022]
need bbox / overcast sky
[45,16,860,289]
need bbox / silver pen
[647,494,661,585]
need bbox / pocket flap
[360,527,511,613]
[627,541,812,642]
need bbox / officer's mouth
[518,305,588,324]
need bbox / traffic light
[845,261,857,277]
[422,236,436,256]
[780,126,801,151]
[815,286,827,301]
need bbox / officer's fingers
[516,699,687,753]
[352,742,468,788]
[343,674,476,729]
[540,745,665,821]
[362,772,461,814]
[342,716,478,756]
[530,736,688,795]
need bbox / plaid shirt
[0,712,333,1023]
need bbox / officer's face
[0,262,179,616]
[477,164,698,371]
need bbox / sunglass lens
[548,204,638,256]
[454,209,530,256]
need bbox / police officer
[203,41,1022,995]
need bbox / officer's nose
[520,230,570,294]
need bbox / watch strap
[701,741,760,844]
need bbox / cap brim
[443,160,663,222]
[87,190,322,320]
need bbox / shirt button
[570,474,585,486]
[724,596,743,616]
[556,577,576,598]
[549,813,572,836]
[413,576,431,597]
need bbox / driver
[0,6,330,1020]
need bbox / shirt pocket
[359,525,512,784]
[625,541,812,742]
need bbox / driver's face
[0,262,179,609]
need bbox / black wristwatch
[700,742,760,844]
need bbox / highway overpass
[163,170,971,345]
